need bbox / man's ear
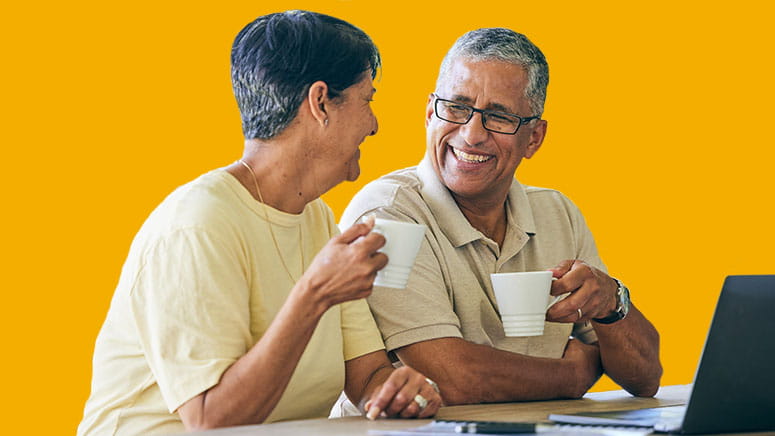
[307,81,329,127]
[524,119,548,159]
[425,94,435,128]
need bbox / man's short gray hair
[436,28,549,117]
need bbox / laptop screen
[680,275,775,434]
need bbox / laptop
[550,275,775,434]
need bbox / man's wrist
[592,278,630,324]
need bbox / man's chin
[441,173,489,199]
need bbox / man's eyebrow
[448,94,516,114]
[487,102,515,113]
[449,94,474,104]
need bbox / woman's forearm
[178,284,328,430]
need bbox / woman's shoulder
[136,170,247,241]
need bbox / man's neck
[454,193,508,247]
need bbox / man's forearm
[396,337,600,405]
[593,304,662,397]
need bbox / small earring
[324,119,329,126]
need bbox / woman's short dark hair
[231,10,381,139]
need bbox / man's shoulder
[342,166,424,225]
[519,184,585,221]
[522,184,576,206]
[523,184,563,197]
[360,166,423,199]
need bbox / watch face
[593,280,630,324]
[619,283,630,316]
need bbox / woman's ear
[307,81,329,127]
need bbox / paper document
[368,420,652,436]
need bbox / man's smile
[449,145,493,164]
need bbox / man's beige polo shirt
[341,157,603,359]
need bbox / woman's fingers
[366,367,442,419]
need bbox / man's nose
[459,112,489,145]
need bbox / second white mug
[490,270,565,337]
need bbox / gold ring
[577,308,583,320]
[414,394,428,410]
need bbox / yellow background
[2,1,774,433]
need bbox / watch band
[593,278,629,324]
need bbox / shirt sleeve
[340,299,386,361]
[560,195,607,274]
[362,207,464,353]
[129,227,252,412]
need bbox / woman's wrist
[290,275,331,320]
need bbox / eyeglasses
[432,94,540,135]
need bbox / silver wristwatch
[593,278,630,324]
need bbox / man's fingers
[551,270,580,296]
[547,285,593,322]
[550,260,592,296]
[550,278,572,296]
[549,259,575,278]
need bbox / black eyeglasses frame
[432,93,540,135]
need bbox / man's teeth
[452,147,492,163]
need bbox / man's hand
[297,219,388,311]
[546,260,618,323]
[546,260,662,397]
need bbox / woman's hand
[297,218,388,311]
[364,366,443,419]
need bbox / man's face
[425,58,547,202]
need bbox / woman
[77,11,441,435]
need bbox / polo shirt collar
[417,157,537,248]
[507,176,537,237]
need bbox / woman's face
[321,74,378,184]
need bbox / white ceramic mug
[371,218,426,289]
[490,271,566,337]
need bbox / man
[341,28,662,405]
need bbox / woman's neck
[228,142,324,215]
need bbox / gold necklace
[238,159,303,282]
